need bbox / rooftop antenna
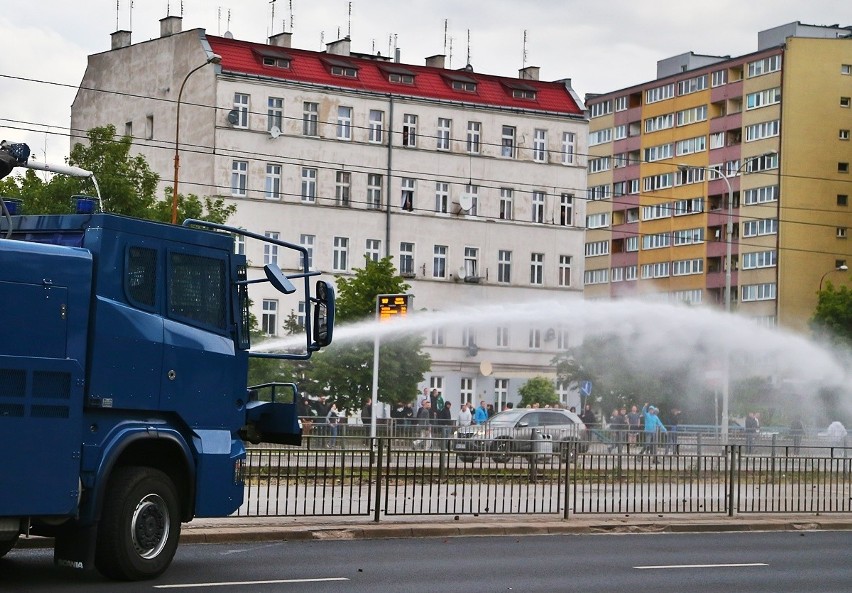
[289,0,294,32]
[337,26,340,39]
[115,0,119,30]
[448,36,453,68]
[443,18,448,54]
[321,30,325,49]
[466,29,471,68]
[269,0,276,37]
[522,29,528,69]
[347,1,352,38]
[227,9,231,32]
[180,0,183,16]
[217,7,221,34]
[130,0,134,31]
[387,34,392,57]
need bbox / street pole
[171,54,221,224]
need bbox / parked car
[452,408,588,463]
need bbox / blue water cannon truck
[0,141,334,580]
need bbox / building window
[367,174,382,209]
[711,69,727,87]
[558,255,572,287]
[333,237,349,272]
[303,102,318,136]
[402,114,417,147]
[741,283,777,302]
[840,162,850,174]
[745,120,780,142]
[747,55,781,78]
[369,110,384,143]
[337,106,353,140]
[743,186,778,205]
[746,87,781,110]
[533,129,547,162]
[838,194,848,206]
[584,269,609,285]
[645,113,675,133]
[299,234,315,269]
[742,218,778,237]
[532,191,546,223]
[741,250,777,270]
[234,234,245,255]
[437,118,451,151]
[435,182,449,213]
[645,83,674,104]
[672,258,704,276]
[261,299,278,336]
[267,97,283,131]
[334,171,351,206]
[231,160,248,197]
[677,74,707,95]
[264,164,282,199]
[462,327,477,349]
[399,242,415,276]
[841,130,850,141]
[433,245,447,278]
[842,64,852,75]
[497,250,512,284]
[530,253,544,285]
[263,231,279,265]
[838,227,848,238]
[528,328,541,350]
[125,120,133,137]
[589,128,612,146]
[499,188,514,220]
[431,327,445,346]
[466,121,481,154]
[297,301,306,328]
[589,100,613,117]
[586,212,610,229]
[464,184,479,216]
[842,97,851,108]
[494,379,509,404]
[562,132,575,164]
[589,155,612,172]
[233,93,249,128]
[710,132,726,149]
[401,178,415,211]
[464,247,479,278]
[365,238,381,262]
[501,125,516,158]
[559,194,574,226]
[301,167,317,203]
[496,326,509,348]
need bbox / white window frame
[231,160,248,197]
[303,101,318,136]
[333,236,349,272]
[533,128,547,162]
[435,182,449,213]
[501,125,516,158]
[369,109,384,143]
[300,234,315,269]
[367,173,383,209]
[437,118,451,151]
[433,245,447,278]
[335,171,351,206]
[233,93,249,128]
[301,167,317,203]
[402,113,417,147]
[267,96,283,131]
[497,250,512,284]
[499,188,514,220]
[365,238,381,262]
[337,106,353,140]
[532,191,546,223]
[561,132,576,165]
[466,121,481,154]
[264,163,282,200]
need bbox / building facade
[70,17,589,411]
[584,22,851,332]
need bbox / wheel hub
[131,494,170,559]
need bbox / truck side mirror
[312,280,335,347]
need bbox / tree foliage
[305,256,431,413]
[811,282,852,348]
[517,376,560,408]
[2,125,234,224]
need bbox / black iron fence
[237,431,852,520]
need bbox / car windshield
[486,410,527,427]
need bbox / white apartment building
[71,16,589,411]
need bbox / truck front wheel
[95,467,181,580]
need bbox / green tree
[2,125,234,223]
[811,282,852,348]
[517,376,560,408]
[306,256,431,413]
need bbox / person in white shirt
[457,403,473,427]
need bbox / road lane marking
[154,577,350,588]
[635,563,768,570]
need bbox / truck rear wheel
[0,535,18,558]
[95,467,181,580]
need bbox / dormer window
[380,65,416,85]
[331,65,358,77]
[443,73,478,93]
[262,56,291,69]
[323,57,359,78]
[503,80,538,101]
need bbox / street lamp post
[171,53,222,224]
[819,264,849,291]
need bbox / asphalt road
[3,531,851,592]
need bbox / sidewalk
[17,513,852,549]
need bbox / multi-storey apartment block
[584,22,851,332]
[70,17,589,410]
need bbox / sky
[0,0,848,165]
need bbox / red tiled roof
[207,35,583,116]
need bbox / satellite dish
[479,361,493,376]
[269,126,281,139]
[227,109,240,125]
[458,193,473,211]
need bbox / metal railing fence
[236,433,852,521]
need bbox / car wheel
[490,438,513,463]
[457,454,477,463]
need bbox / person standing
[360,398,372,427]
[437,401,453,440]
[608,408,627,454]
[790,418,804,456]
[745,411,759,455]
[457,403,473,428]
[627,405,642,451]
[326,403,340,448]
[641,403,667,462]
[666,407,682,455]
[429,389,441,420]
[414,400,432,448]
[474,400,489,425]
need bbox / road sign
[580,381,593,397]
[377,294,411,322]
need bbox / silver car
[452,408,588,463]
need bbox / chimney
[160,15,183,38]
[269,32,293,48]
[326,36,351,56]
[519,66,540,81]
[395,48,401,63]
[111,30,132,50]
[425,54,445,69]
